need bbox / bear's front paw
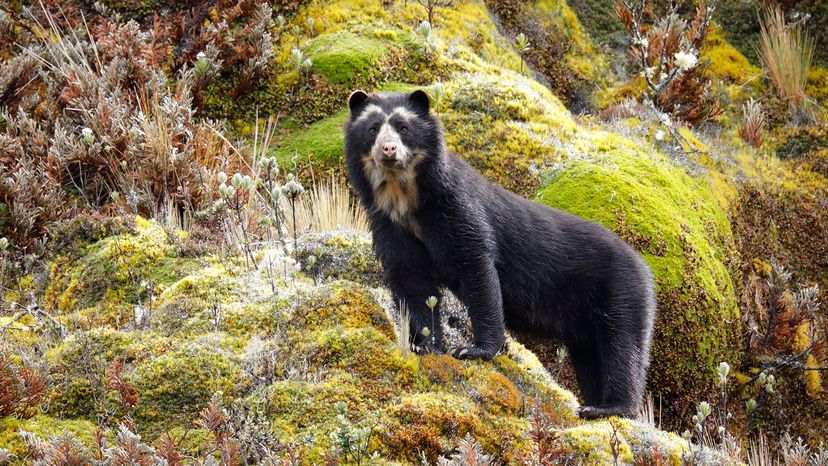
[447,344,497,360]
[410,342,432,355]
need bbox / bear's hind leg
[568,345,604,413]
[577,319,644,420]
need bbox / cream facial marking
[390,107,418,121]
[353,104,385,125]
[371,121,411,167]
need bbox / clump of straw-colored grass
[294,177,369,234]
[757,5,814,109]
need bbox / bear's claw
[577,405,633,419]
[447,344,496,360]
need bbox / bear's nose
[382,143,397,157]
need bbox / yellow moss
[792,322,823,398]
[596,76,647,109]
[291,283,395,340]
[702,28,762,85]
[0,415,98,458]
[558,418,693,465]
[806,66,828,106]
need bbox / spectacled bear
[344,89,656,419]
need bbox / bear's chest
[373,177,422,237]
[363,156,422,237]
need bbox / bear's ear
[348,90,370,117]
[408,90,431,115]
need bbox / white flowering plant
[616,0,721,126]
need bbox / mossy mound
[702,28,762,86]
[131,336,244,437]
[538,140,740,424]
[304,32,391,85]
[43,216,198,322]
[0,217,729,463]
[440,71,576,197]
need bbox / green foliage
[131,338,243,438]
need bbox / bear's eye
[368,127,378,135]
[400,126,409,134]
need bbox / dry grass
[293,178,369,234]
[757,5,814,109]
[746,432,773,466]
[396,300,411,353]
[637,392,661,428]
[739,98,766,149]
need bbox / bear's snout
[382,142,397,157]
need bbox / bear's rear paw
[447,344,497,360]
[577,405,633,420]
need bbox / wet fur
[344,90,656,419]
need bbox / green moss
[46,328,137,418]
[0,415,98,458]
[537,141,740,421]
[273,109,347,166]
[154,263,256,334]
[440,71,576,196]
[44,217,194,319]
[304,32,389,85]
[703,28,762,85]
[131,336,243,438]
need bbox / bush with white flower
[616,0,722,126]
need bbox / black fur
[344,90,656,419]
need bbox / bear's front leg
[399,287,444,354]
[372,218,444,353]
[448,259,506,360]
[384,264,444,353]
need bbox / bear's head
[344,90,443,174]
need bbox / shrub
[484,0,578,109]
[0,352,48,420]
[615,0,722,125]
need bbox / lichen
[296,231,383,286]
